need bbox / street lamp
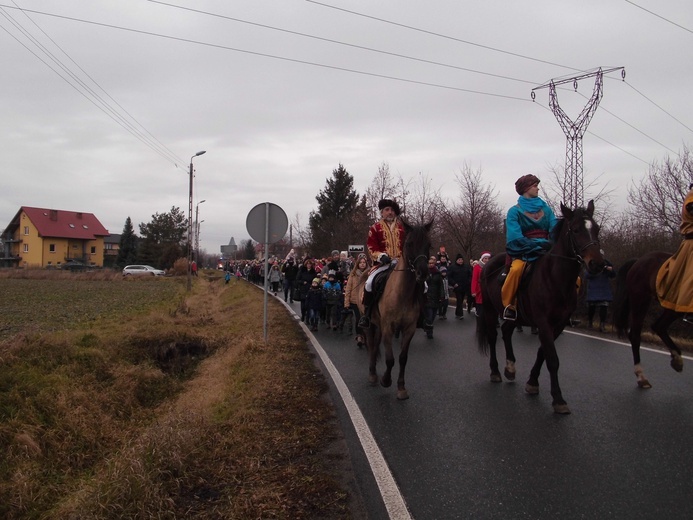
[188,150,206,291]
[195,200,206,263]
[196,219,205,263]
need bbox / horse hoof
[525,383,539,395]
[504,369,516,381]
[553,403,571,414]
[490,373,502,383]
[397,390,409,400]
[381,377,392,388]
[670,357,684,373]
[637,379,652,389]
[368,374,378,385]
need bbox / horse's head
[401,218,433,283]
[558,200,604,274]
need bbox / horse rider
[358,198,405,328]
[656,182,693,322]
[501,174,557,321]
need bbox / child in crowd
[438,266,450,319]
[323,270,343,331]
[305,278,324,331]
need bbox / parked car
[122,265,165,276]
[61,260,90,271]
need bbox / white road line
[284,302,413,520]
[564,329,693,360]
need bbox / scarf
[517,196,544,214]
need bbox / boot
[599,321,606,333]
[358,291,374,329]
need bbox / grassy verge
[0,271,353,519]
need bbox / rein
[548,220,599,266]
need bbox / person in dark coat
[305,278,325,331]
[585,257,616,332]
[424,256,445,339]
[295,258,317,322]
[281,257,299,302]
[447,253,472,320]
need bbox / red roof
[18,206,109,239]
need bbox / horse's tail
[612,258,637,338]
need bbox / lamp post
[188,151,206,292]
[194,200,206,264]
[196,219,205,263]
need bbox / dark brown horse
[477,201,604,414]
[612,251,684,389]
[358,220,431,400]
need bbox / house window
[49,244,56,253]
[23,226,29,235]
[90,246,96,254]
[23,244,29,253]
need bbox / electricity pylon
[532,67,625,208]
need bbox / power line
[305,0,583,72]
[0,5,186,169]
[147,0,540,87]
[0,3,530,102]
[624,0,693,35]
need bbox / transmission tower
[532,67,625,208]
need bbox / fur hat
[378,198,401,216]
[331,249,339,256]
[515,174,541,195]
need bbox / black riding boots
[358,290,374,329]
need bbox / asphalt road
[285,300,693,520]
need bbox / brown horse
[358,220,432,400]
[477,201,604,414]
[612,251,685,389]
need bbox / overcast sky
[2,1,692,256]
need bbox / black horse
[612,251,684,389]
[477,201,604,414]
[358,219,431,400]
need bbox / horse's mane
[550,217,566,244]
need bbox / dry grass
[0,271,353,519]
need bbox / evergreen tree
[308,164,360,254]
[116,216,138,268]
[137,206,187,269]
[241,239,256,260]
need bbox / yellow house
[2,207,110,268]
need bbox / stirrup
[502,305,516,321]
[358,315,371,328]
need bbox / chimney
[49,210,58,221]
[76,212,83,219]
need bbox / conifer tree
[116,216,138,268]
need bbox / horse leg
[526,346,543,395]
[651,310,684,372]
[366,327,381,385]
[396,326,416,400]
[628,308,652,389]
[539,333,569,414]
[500,320,517,381]
[380,329,395,389]
[487,316,502,382]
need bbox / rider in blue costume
[502,174,558,320]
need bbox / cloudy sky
[2,0,692,256]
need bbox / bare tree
[365,162,411,222]
[627,145,693,235]
[437,163,504,258]
[541,163,617,223]
[404,172,441,226]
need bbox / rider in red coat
[358,199,405,328]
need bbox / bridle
[551,217,600,266]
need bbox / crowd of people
[221,176,693,341]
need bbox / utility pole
[532,67,624,208]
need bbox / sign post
[246,202,288,343]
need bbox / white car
[122,265,165,276]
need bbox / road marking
[564,330,693,361]
[283,299,413,520]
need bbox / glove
[378,253,391,264]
